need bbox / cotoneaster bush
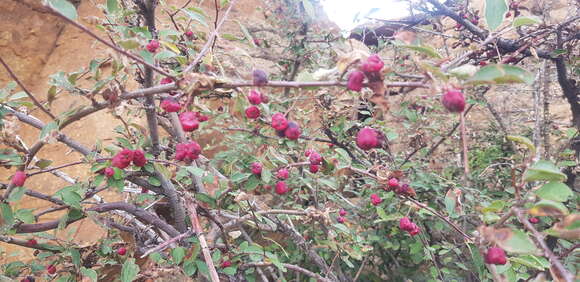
[0,0,578,281]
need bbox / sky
[321,0,410,31]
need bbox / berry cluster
[179,111,209,132]
[111,149,147,170]
[347,54,385,92]
[175,141,202,162]
[245,90,269,119]
[271,113,302,140]
[384,177,416,197]
[399,217,420,236]
[337,208,347,223]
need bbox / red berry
[347,71,364,92]
[221,260,232,268]
[146,40,160,53]
[361,54,384,73]
[112,149,134,169]
[284,122,301,140]
[309,164,319,173]
[251,162,262,175]
[160,77,173,85]
[442,89,466,113]
[505,11,512,18]
[309,151,322,165]
[10,171,27,187]
[252,69,268,86]
[485,247,507,265]
[388,178,399,189]
[132,150,147,167]
[356,127,380,150]
[104,167,115,178]
[275,181,289,195]
[399,217,414,231]
[304,148,314,157]
[245,106,261,119]
[179,112,200,132]
[247,90,262,105]
[408,224,420,236]
[528,217,540,224]
[117,247,127,256]
[185,30,194,38]
[339,208,347,216]
[141,187,149,193]
[26,239,37,247]
[271,113,288,131]
[160,98,181,112]
[175,142,202,162]
[276,168,289,180]
[337,216,346,223]
[46,265,56,274]
[479,61,488,66]
[370,193,382,206]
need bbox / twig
[185,196,220,282]
[140,230,194,258]
[0,235,61,252]
[0,56,56,119]
[514,209,574,282]
[46,5,173,78]
[460,113,470,176]
[182,0,239,74]
[240,262,332,282]
[218,80,429,89]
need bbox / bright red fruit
[485,247,507,265]
[442,89,466,113]
[271,113,288,131]
[132,150,147,167]
[104,167,115,178]
[347,71,365,91]
[112,149,134,169]
[117,247,127,256]
[47,265,56,274]
[339,209,347,216]
[370,194,382,206]
[221,260,232,268]
[309,151,322,165]
[10,171,27,187]
[248,90,262,105]
[141,187,149,194]
[146,40,160,53]
[309,164,319,173]
[361,54,384,73]
[245,106,261,119]
[356,127,380,150]
[26,239,37,247]
[388,178,399,189]
[160,98,181,112]
[179,112,200,132]
[252,69,268,86]
[528,217,540,224]
[275,181,289,195]
[399,217,414,231]
[160,77,173,85]
[408,224,420,236]
[175,142,202,162]
[185,30,194,38]
[251,162,262,175]
[337,216,346,223]
[276,168,289,180]
[305,149,314,157]
[284,121,301,140]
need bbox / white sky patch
[321,0,410,31]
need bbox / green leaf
[529,200,569,216]
[231,172,251,183]
[118,40,140,50]
[507,135,536,154]
[398,44,442,59]
[106,0,119,13]
[70,248,81,268]
[121,258,140,282]
[509,255,548,270]
[1,203,15,226]
[183,258,197,276]
[468,64,534,85]
[81,267,98,282]
[513,16,541,27]
[535,182,573,202]
[524,160,567,182]
[47,0,78,20]
[482,200,507,213]
[502,229,539,254]
[171,247,186,265]
[154,50,177,60]
[186,166,205,178]
[39,121,59,141]
[485,0,508,30]
[148,176,161,186]
[183,8,208,27]
[139,50,155,65]
[7,186,26,202]
[14,208,34,223]
[35,159,53,169]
